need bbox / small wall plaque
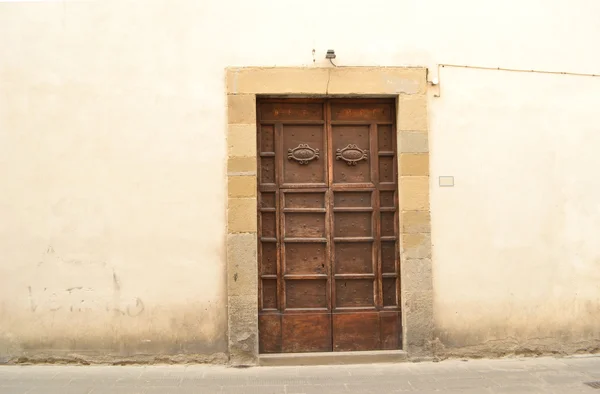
[439,176,454,187]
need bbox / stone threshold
[259,350,408,366]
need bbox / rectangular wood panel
[282,124,327,187]
[334,191,372,207]
[334,243,374,274]
[285,193,325,209]
[260,102,324,122]
[259,314,282,354]
[331,125,372,185]
[260,124,275,152]
[282,313,332,353]
[380,311,401,350]
[335,279,375,308]
[260,157,276,185]
[284,213,326,238]
[334,212,372,238]
[379,156,396,184]
[261,212,276,238]
[285,243,326,275]
[378,125,394,151]
[381,241,397,274]
[379,191,395,208]
[330,102,393,122]
[286,280,328,309]
[382,278,397,307]
[260,243,277,275]
[333,313,380,351]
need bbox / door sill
[259,350,408,366]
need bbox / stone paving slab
[0,356,599,393]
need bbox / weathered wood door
[258,99,401,353]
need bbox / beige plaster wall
[1,0,599,361]
[429,67,600,356]
[0,0,231,363]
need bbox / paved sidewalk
[0,356,599,393]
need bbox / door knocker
[288,144,320,165]
[336,144,368,165]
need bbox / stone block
[226,233,258,298]
[401,233,432,259]
[228,295,258,365]
[401,258,433,295]
[399,153,429,176]
[227,156,257,174]
[228,176,256,198]
[401,210,431,233]
[402,289,434,354]
[400,176,430,211]
[227,67,329,94]
[228,124,257,158]
[399,131,429,153]
[328,67,426,95]
[227,94,256,124]
[397,94,428,132]
[227,198,257,233]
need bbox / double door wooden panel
[258,99,401,353]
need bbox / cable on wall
[432,63,600,97]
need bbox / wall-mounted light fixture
[326,49,337,66]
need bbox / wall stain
[27,286,144,316]
[126,298,145,317]
[27,286,37,312]
[112,270,121,291]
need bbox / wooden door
[258,99,401,353]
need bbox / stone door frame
[225,67,433,364]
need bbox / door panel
[335,279,375,307]
[377,125,394,151]
[285,192,325,209]
[382,278,397,307]
[260,243,277,276]
[381,241,397,273]
[282,313,332,353]
[285,243,326,275]
[284,213,326,238]
[380,311,401,349]
[333,191,372,207]
[258,99,401,354]
[334,243,373,274]
[262,279,278,309]
[331,125,372,185]
[260,102,324,122]
[282,124,327,187]
[259,314,281,353]
[285,280,328,309]
[330,102,393,122]
[333,313,380,351]
[379,191,395,208]
[334,211,373,238]
[261,212,277,238]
